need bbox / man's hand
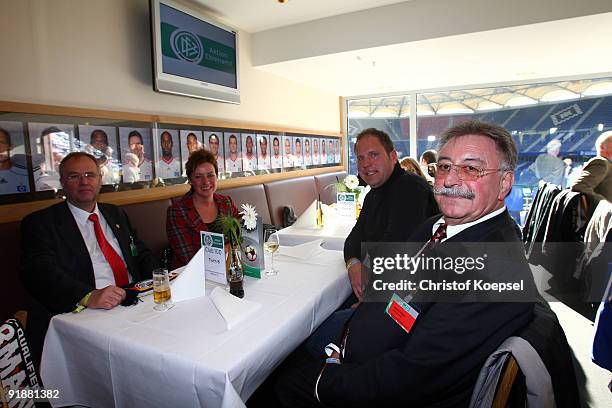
[86,286,126,310]
[348,262,364,300]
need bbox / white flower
[240,203,258,231]
[344,175,359,190]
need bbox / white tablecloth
[276,221,354,251]
[41,249,351,408]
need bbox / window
[346,96,411,175]
[347,77,612,225]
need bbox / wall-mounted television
[150,0,240,104]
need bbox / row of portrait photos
[0,121,343,195]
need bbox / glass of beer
[263,228,280,276]
[152,268,173,311]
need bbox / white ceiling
[194,1,612,97]
[194,0,409,33]
[259,12,612,97]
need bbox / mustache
[433,186,475,200]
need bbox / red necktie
[88,213,129,287]
[430,223,447,244]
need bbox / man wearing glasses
[20,152,159,369]
[277,122,537,407]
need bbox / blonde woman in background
[399,156,427,179]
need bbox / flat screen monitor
[150,0,240,104]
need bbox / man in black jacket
[276,121,536,407]
[304,128,437,357]
[344,128,438,300]
[20,152,159,368]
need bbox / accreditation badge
[385,293,419,333]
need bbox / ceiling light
[583,81,612,96]
[598,123,604,131]
[540,89,579,102]
[549,127,558,134]
[505,96,537,107]
[427,135,436,142]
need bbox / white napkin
[210,286,261,330]
[292,200,318,228]
[277,239,324,260]
[171,247,206,303]
[292,200,338,229]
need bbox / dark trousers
[274,358,325,408]
[247,343,323,408]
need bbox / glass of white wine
[152,268,174,311]
[263,228,280,276]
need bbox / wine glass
[263,228,280,276]
[152,268,174,311]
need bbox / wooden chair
[492,355,520,408]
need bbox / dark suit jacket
[20,201,159,366]
[344,163,439,262]
[318,211,535,407]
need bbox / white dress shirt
[67,201,132,289]
[431,206,507,241]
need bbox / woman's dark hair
[185,148,218,180]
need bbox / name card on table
[337,192,357,221]
[241,216,263,279]
[200,231,227,285]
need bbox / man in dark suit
[276,121,536,407]
[20,152,159,367]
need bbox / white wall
[0,0,341,133]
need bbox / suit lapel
[56,202,95,285]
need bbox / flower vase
[225,243,245,298]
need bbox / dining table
[40,246,351,408]
[275,213,355,251]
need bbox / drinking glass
[152,268,173,311]
[263,228,280,276]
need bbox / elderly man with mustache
[275,121,538,407]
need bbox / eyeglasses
[436,162,505,181]
[64,172,100,182]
